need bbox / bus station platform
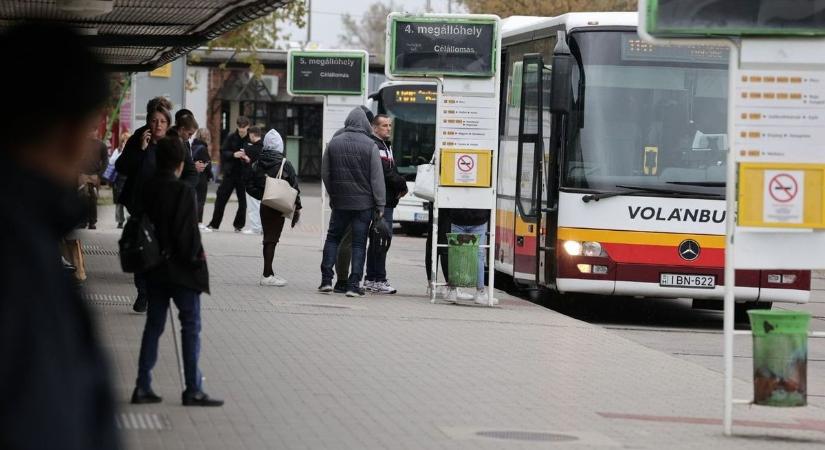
[80,186,825,449]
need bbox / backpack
[118,214,163,273]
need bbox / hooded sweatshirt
[246,130,301,209]
[322,108,386,210]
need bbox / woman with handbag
[245,129,301,286]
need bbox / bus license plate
[414,213,428,222]
[660,273,716,289]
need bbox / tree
[456,0,637,17]
[205,1,308,77]
[339,1,403,62]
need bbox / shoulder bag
[261,161,298,218]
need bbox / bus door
[515,54,556,286]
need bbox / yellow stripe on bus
[496,208,537,235]
[557,227,725,248]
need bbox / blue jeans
[321,208,373,290]
[451,223,487,289]
[365,207,394,282]
[136,282,202,393]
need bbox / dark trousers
[208,176,246,230]
[425,204,450,283]
[79,183,98,226]
[365,207,394,282]
[195,178,208,223]
[136,281,202,393]
[321,209,372,290]
[134,272,148,298]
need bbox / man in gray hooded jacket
[319,107,386,297]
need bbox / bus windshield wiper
[666,181,726,187]
[581,184,722,203]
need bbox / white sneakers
[260,275,287,287]
[366,280,397,294]
[199,223,212,233]
[474,288,498,306]
[442,287,498,306]
[242,228,262,235]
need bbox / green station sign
[287,51,366,96]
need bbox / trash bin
[447,233,479,287]
[747,310,811,407]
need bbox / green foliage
[456,0,637,17]
[207,1,308,77]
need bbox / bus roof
[502,12,638,39]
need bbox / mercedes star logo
[678,239,701,261]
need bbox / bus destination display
[647,0,825,36]
[391,18,496,77]
[394,88,437,104]
[289,53,364,95]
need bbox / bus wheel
[734,301,773,323]
[400,222,427,237]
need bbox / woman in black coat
[131,137,223,407]
[191,129,213,225]
[245,129,301,287]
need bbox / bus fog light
[767,274,782,283]
[582,241,604,257]
[577,264,592,273]
[593,265,608,274]
[782,274,797,284]
[564,240,582,256]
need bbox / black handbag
[369,214,392,258]
[118,214,163,273]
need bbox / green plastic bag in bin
[447,233,479,287]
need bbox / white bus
[369,81,437,235]
[495,12,809,312]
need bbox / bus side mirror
[550,35,573,115]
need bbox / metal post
[723,41,740,436]
[430,79,443,303]
[306,0,312,44]
[168,306,186,391]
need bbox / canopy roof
[0,0,291,71]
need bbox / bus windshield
[564,31,729,194]
[377,84,437,178]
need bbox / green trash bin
[447,233,479,287]
[748,310,811,407]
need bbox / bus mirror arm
[550,31,573,115]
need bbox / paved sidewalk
[78,187,825,449]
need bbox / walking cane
[168,306,186,391]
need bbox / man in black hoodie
[320,107,386,297]
[207,116,250,232]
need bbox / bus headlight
[563,240,583,256]
[582,241,603,257]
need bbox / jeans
[245,194,262,232]
[208,176,246,230]
[136,282,202,393]
[451,222,487,289]
[365,207,394,282]
[335,226,352,284]
[321,208,372,290]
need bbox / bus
[496,12,809,311]
[369,81,437,235]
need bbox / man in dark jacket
[364,114,408,294]
[0,23,120,450]
[132,137,223,407]
[319,107,385,297]
[78,129,109,229]
[207,116,250,231]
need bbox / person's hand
[233,150,245,159]
[374,207,384,220]
[291,210,301,228]
[195,161,206,173]
[239,154,251,163]
[141,129,151,150]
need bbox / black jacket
[143,171,210,294]
[0,159,120,450]
[115,124,198,213]
[371,136,408,209]
[246,151,302,210]
[321,108,386,210]
[220,130,249,179]
[191,138,213,183]
[449,208,490,227]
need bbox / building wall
[184,66,210,132]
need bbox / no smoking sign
[764,170,804,224]
[454,153,478,183]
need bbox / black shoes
[318,283,333,293]
[88,224,96,230]
[131,387,162,404]
[117,222,124,229]
[345,287,366,298]
[333,281,347,294]
[132,295,148,313]
[182,390,224,407]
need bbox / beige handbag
[261,161,298,218]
